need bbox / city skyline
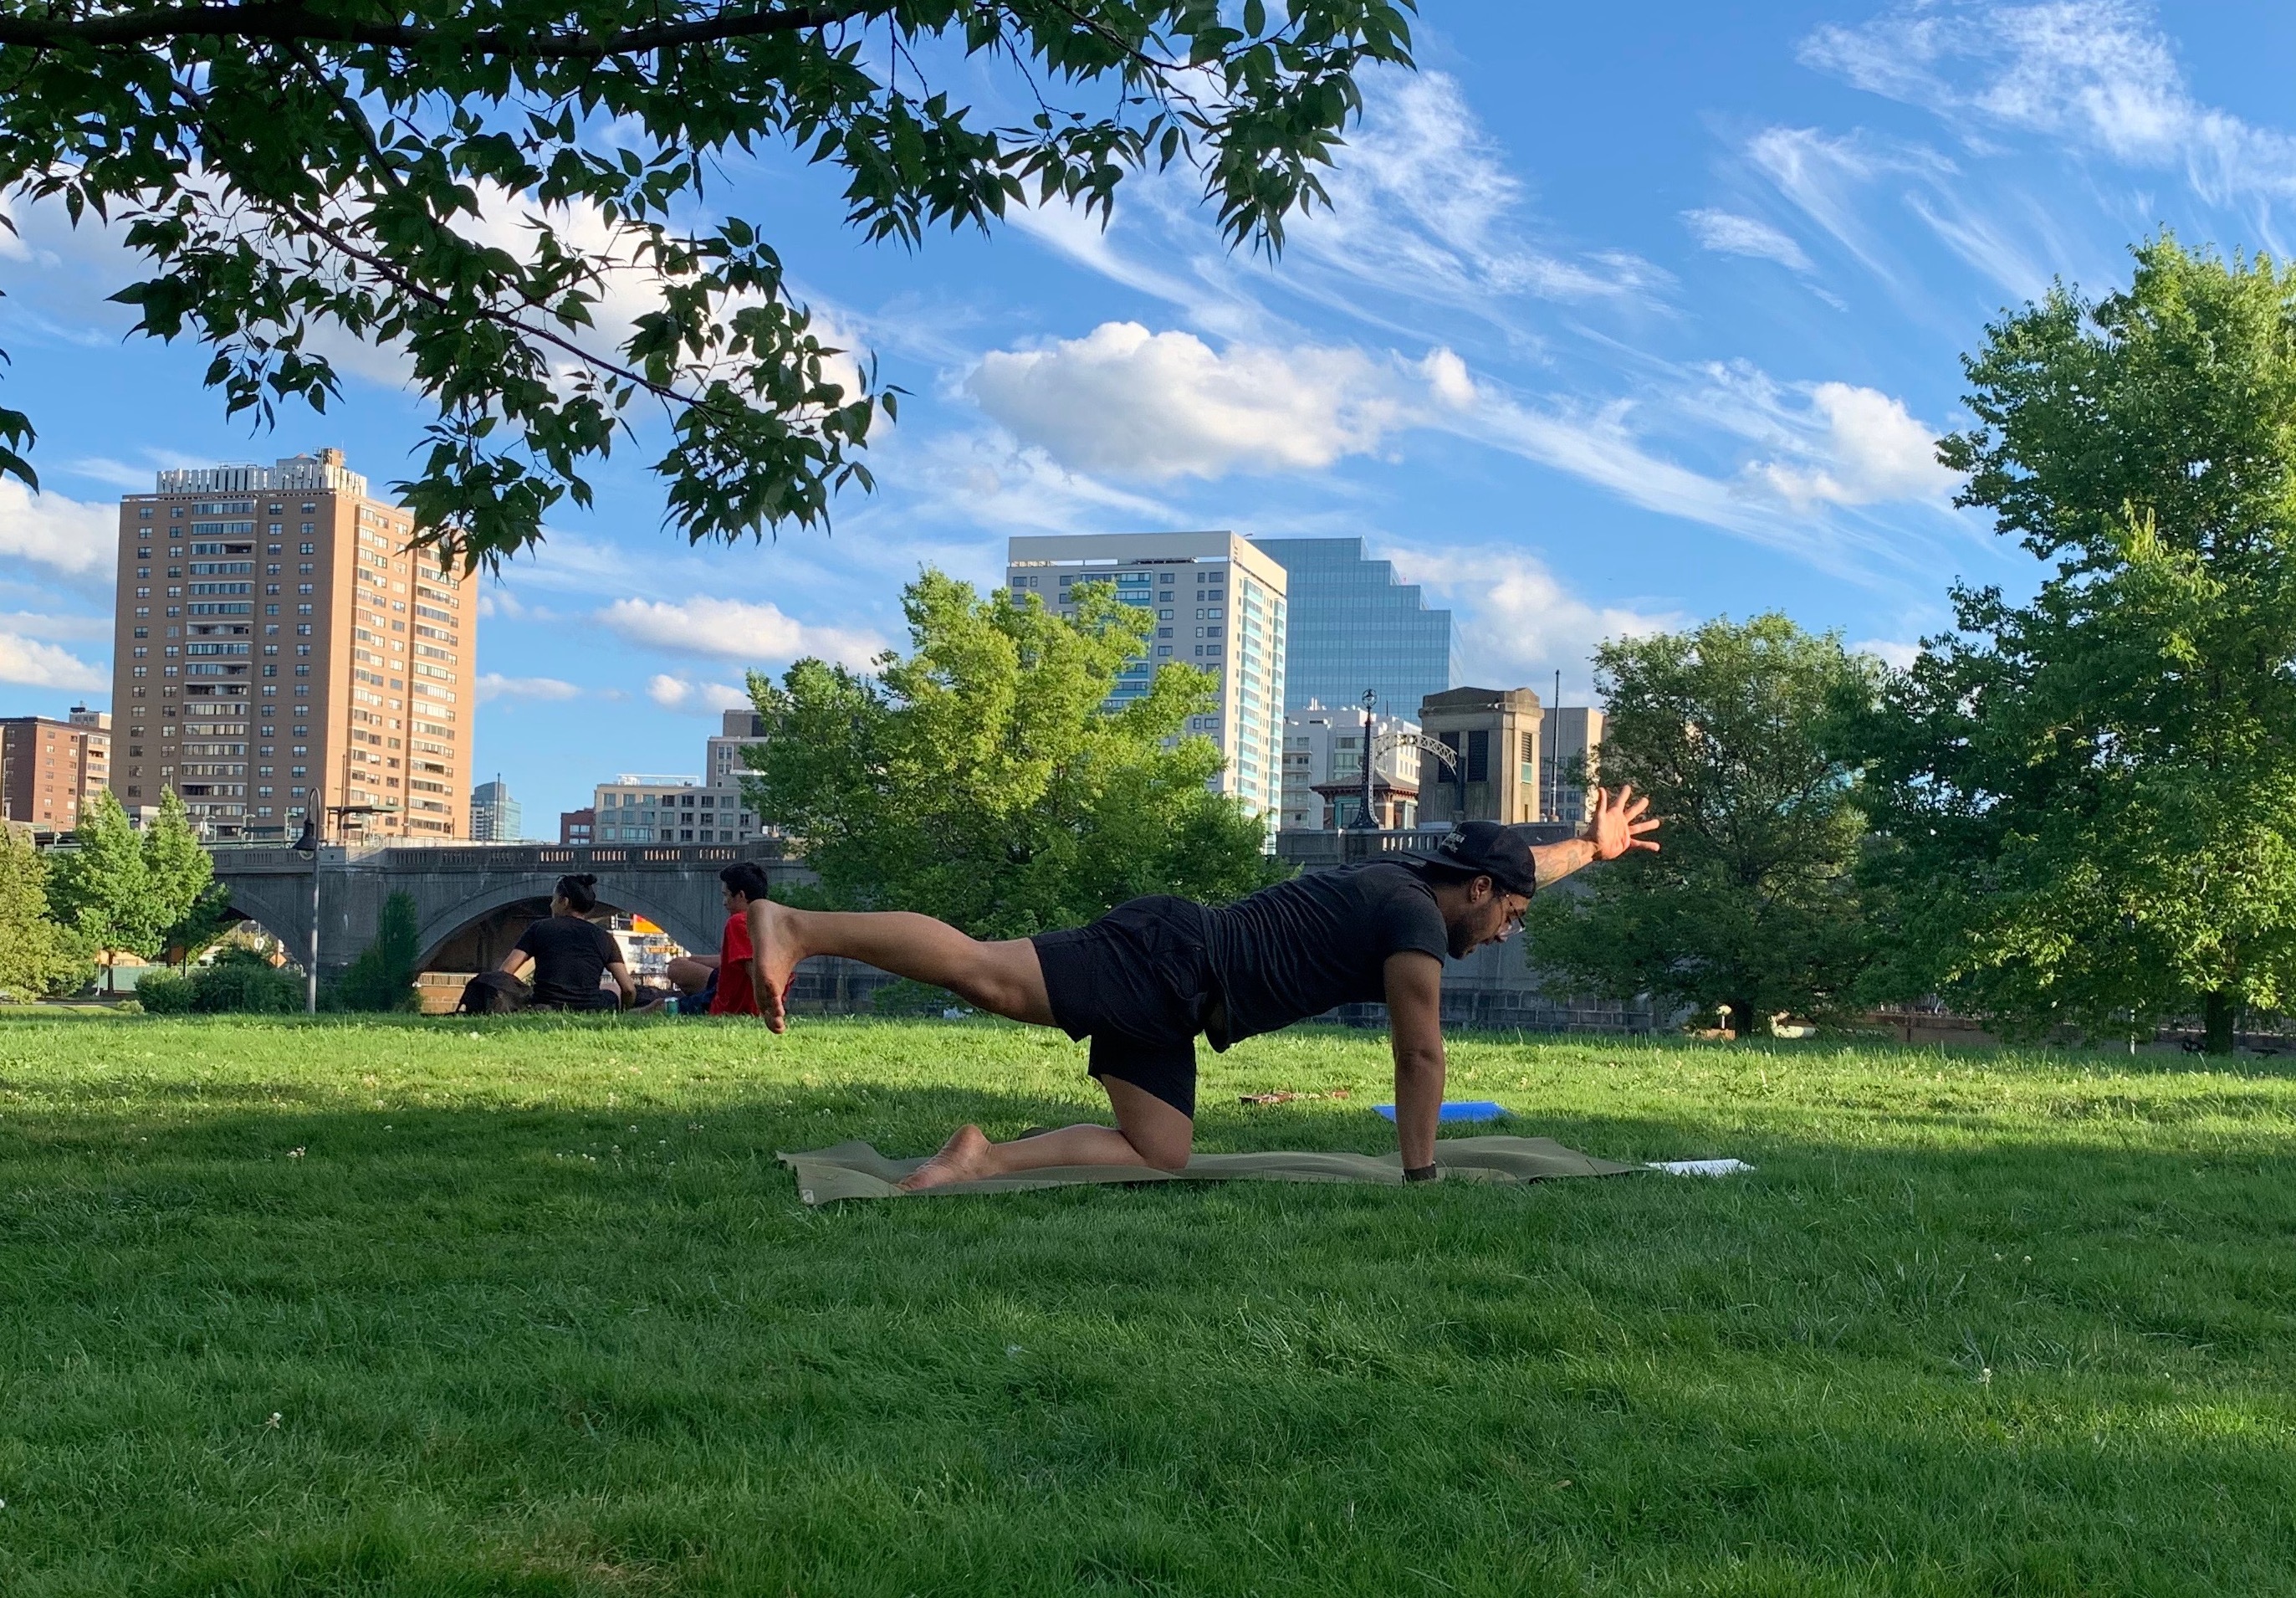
[4,3,2291,826]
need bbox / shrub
[133,969,192,1014]
[139,951,304,1015]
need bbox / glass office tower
[1251,538,1451,718]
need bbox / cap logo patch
[1440,826,1467,855]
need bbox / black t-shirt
[1201,861,1452,1046]
[514,915,621,1008]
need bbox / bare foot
[896,1124,995,1192]
[754,900,804,1035]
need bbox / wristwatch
[1403,1163,1439,1183]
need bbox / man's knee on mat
[1128,1129,1194,1171]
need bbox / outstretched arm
[1528,785,1662,889]
[1383,951,1446,1172]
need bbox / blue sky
[7,0,2296,830]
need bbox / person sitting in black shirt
[739,788,1660,1190]
[498,874,637,1011]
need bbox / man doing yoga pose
[749,786,1659,1191]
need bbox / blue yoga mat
[1375,1100,1510,1123]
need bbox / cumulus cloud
[477,673,581,702]
[646,674,752,712]
[1802,2,2296,202]
[0,631,105,690]
[968,321,1427,480]
[1388,545,1687,691]
[0,479,115,582]
[598,597,883,668]
[1750,382,1960,510]
[1682,208,1813,271]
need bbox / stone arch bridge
[212,838,810,974]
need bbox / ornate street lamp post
[1347,685,1456,837]
[292,806,320,1015]
[1353,689,1380,830]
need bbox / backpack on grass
[456,971,531,1015]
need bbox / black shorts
[1030,896,1218,1118]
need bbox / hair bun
[575,873,597,888]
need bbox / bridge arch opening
[414,879,717,976]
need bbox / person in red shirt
[657,863,773,1017]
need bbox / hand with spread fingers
[1586,785,1663,862]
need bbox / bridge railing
[204,838,794,870]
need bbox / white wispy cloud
[0,631,105,690]
[0,609,109,642]
[62,456,161,491]
[1746,126,1956,287]
[1802,2,2296,204]
[1417,353,1963,576]
[477,673,582,702]
[597,597,883,668]
[1288,70,1669,311]
[1682,208,1814,271]
[1388,545,1688,694]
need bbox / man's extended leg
[897,1075,1194,1192]
[752,902,1055,1033]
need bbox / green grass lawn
[2,1014,2293,1595]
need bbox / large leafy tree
[143,790,222,961]
[745,570,1286,937]
[0,1,1414,564]
[0,827,93,1000]
[47,787,218,987]
[1521,615,1881,1033]
[46,790,157,988]
[1852,238,2296,1053]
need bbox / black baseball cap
[1401,820,1539,897]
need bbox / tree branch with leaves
[0,0,1414,567]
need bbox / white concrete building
[1006,532,1287,823]
[1280,701,1424,832]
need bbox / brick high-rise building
[69,705,110,800]
[0,711,108,833]
[107,450,478,840]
